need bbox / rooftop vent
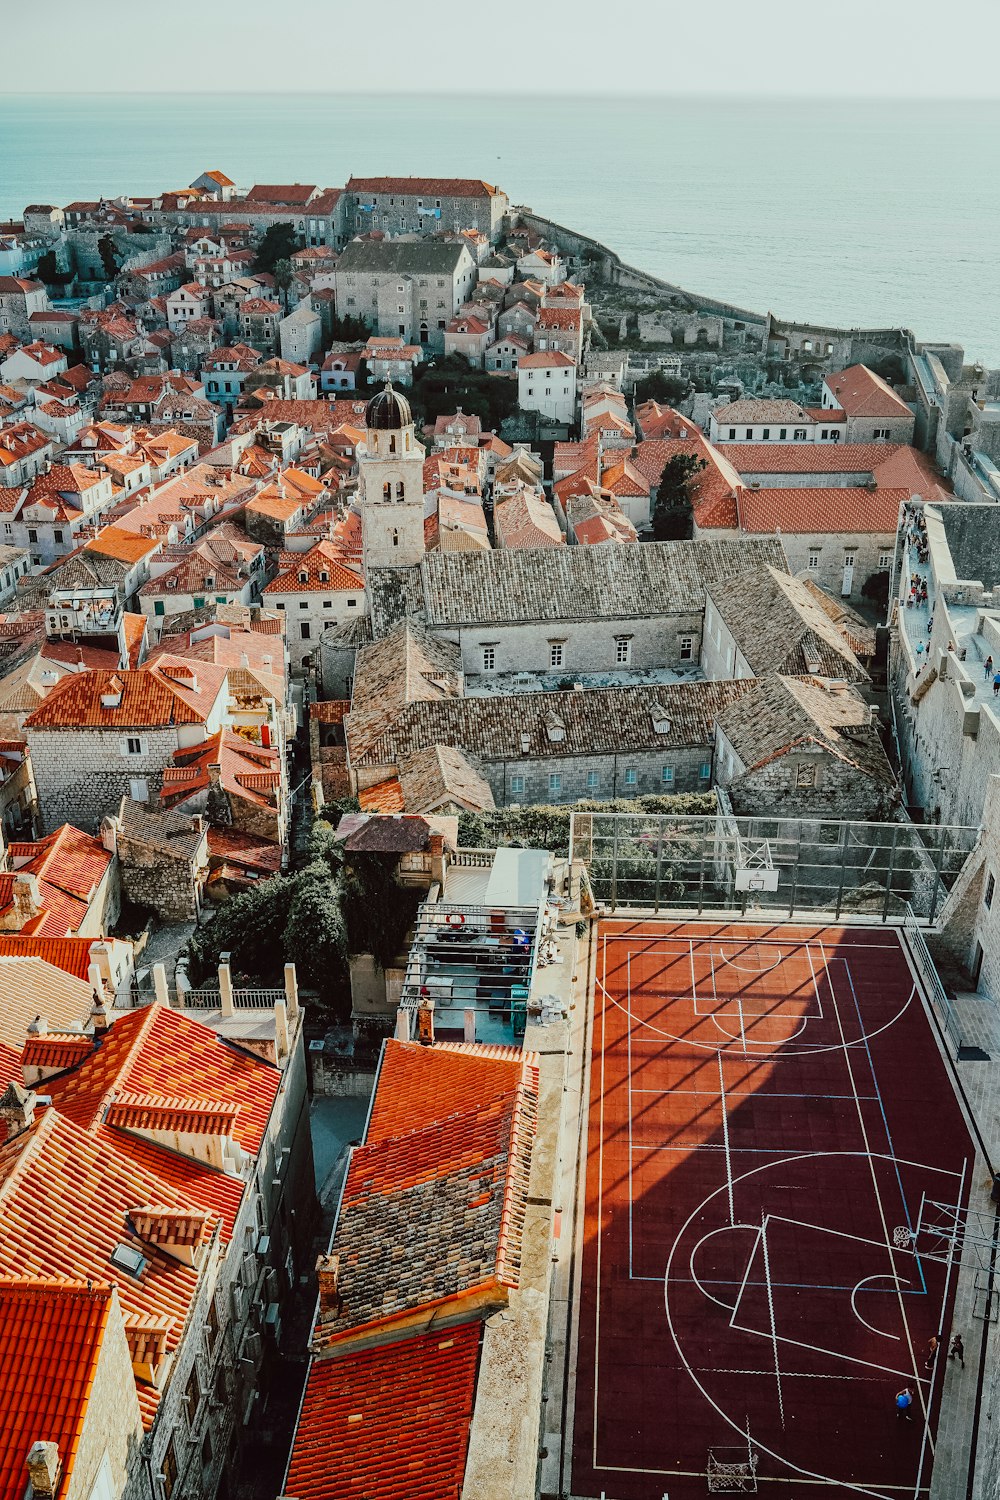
[110,1241,147,1279]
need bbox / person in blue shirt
[895,1386,914,1420]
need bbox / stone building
[343,175,508,242]
[357,383,426,572]
[345,616,755,806]
[701,564,868,682]
[717,485,905,605]
[110,796,210,920]
[891,502,1000,830]
[714,673,899,819]
[0,275,49,339]
[517,351,577,425]
[936,773,1000,1003]
[237,297,281,356]
[820,364,915,444]
[333,240,477,353]
[279,302,322,365]
[264,540,365,671]
[365,535,787,684]
[709,398,841,445]
[23,660,230,833]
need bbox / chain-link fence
[570,807,976,925]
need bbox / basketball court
[570,920,976,1499]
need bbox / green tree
[413,356,518,432]
[191,874,295,981]
[253,222,302,275]
[329,312,372,343]
[340,853,422,970]
[651,452,706,541]
[634,370,690,405]
[272,257,295,311]
[282,862,348,995]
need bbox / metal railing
[902,904,965,1056]
[116,984,285,1011]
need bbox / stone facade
[343,178,508,243]
[65,1287,142,1500]
[112,801,209,921]
[334,241,477,354]
[27,725,188,834]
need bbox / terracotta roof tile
[286,1325,480,1500]
[0,1278,118,1500]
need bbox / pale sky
[5,0,1000,97]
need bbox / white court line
[718,1050,734,1224]
[663,1149,951,1500]
[759,1215,786,1428]
[627,947,634,1279]
[913,1154,968,1500]
[592,935,607,1471]
[822,946,932,1454]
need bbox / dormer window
[298,571,308,583]
[519,731,531,753]
[651,707,672,735]
[319,571,329,583]
[544,712,566,744]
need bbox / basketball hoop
[707,1446,758,1493]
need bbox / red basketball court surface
[571,920,974,1499]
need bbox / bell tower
[358,382,426,572]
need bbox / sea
[1,92,998,364]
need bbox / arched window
[389,434,396,454]
[382,481,391,501]
[392,528,399,548]
[395,481,405,500]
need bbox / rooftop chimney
[12,873,41,929]
[0,1080,37,1139]
[315,1253,341,1318]
[25,1442,61,1500]
[89,987,110,1033]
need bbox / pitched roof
[316,1040,537,1348]
[398,744,495,814]
[823,364,912,419]
[0,936,100,982]
[347,176,502,199]
[0,958,95,1050]
[264,540,363,595]
[736,486,909,535]
[493,489,564,549]
[713,398,812,424]
[337,241,470,275]
[705,564,867,681]
[350,677,755,769]
[22,664,218,730]
[85,527,161,564]
[285,1325,480,1500]
[717,673,897,786]
[0,1278,120,1500]
[518,350,575,369]
[370,537,787,631]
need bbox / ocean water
[1,92,998,363]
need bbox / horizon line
[2,89,1000,102]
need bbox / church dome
[365,381,412,431]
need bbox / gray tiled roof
[706,564,867,681]
[369,537,787,632]
[717,673,897,784]
[336,240,470,276]
[350,676,754,768]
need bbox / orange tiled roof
[0,1278,117,1500]
[0,1109,204,1427]
[22,665,216,730]
[264,539,363,595]
[0,936,98,981]
[45,1002,279,1158]
[286,1325,480,1500]
[358,777,405,813]
[86,526,161,564]
[737,486,910,535]
[824,364,912,419]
